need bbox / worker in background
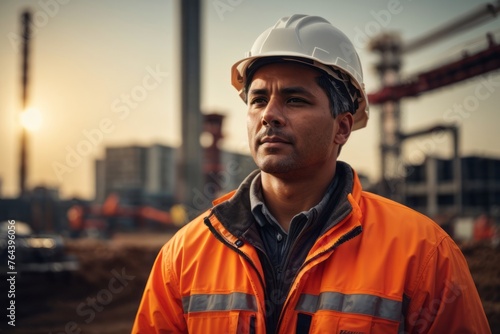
[133,15,491,333]
[473,213,496,243]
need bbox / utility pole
[177,0,203,215]
[19,10,32,198]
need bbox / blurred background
[0,0,499,333]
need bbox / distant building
[219,150,257,192]
[105,145,147,203]
[357,172,375,192]
[95,159,106,203]
[95,145,144,204]
[95,144,177,205]
[146,144,178,201]
[94,142,257,207]
[404,155,500,217]
[94,111,258,210]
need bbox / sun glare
[20,107,42,131]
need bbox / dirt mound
[3,233,169,334]
[462,242,500,331]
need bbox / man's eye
[250,97,267,105]
[288,97,307,104]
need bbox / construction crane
[368,1,500,212]
[368,34,500,104]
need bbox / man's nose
[261,99,286,128]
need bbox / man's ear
[334,112,353,146]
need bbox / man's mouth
[260,136,290,144]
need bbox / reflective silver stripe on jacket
[295,292,402,322]
[182,292,258,313]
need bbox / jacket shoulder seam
[405,234,450,315]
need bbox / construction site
[1,0,500,333]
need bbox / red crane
[368,36,500,104]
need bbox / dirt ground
[2,233,499,334]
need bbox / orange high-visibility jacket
[133,166,491,334]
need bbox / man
[133,15,490,333]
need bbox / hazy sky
[1,0,499,200]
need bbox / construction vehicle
[67,193,187,238]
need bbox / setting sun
[20,107,42,131]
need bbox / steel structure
[368,1,500,210]
[369,38,500,104]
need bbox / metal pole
[452,127,462,215]
[178,0,203,215]
[20,10,31,198]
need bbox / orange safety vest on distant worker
[473,214,495,242]
[132,164,491,334]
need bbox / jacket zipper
[249,314,256,334]
[203,216,267,297]
[276,225,363,331]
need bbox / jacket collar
[210,161,362,240]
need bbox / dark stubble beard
[253,127,299,175]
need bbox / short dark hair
[315,73,355,118]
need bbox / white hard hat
[231,14,369,130]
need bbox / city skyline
[1,0,500,200]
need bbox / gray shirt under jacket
[250,173,339,270]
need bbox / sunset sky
[1,0,500,200]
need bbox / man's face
[246,62,349,178]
